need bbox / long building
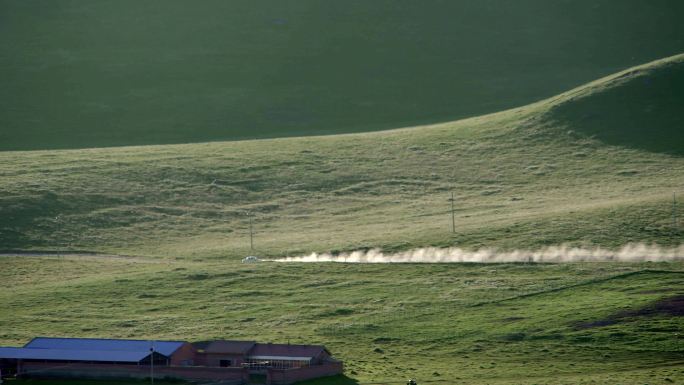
[0,337,343,384]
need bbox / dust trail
[274,244,684,263]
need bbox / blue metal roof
[0,347,151,363]
[24,337,185,357]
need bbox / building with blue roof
[25,337,186,357]
[0,337,197,380]
[0,347,155,363]
[0,336,342,384]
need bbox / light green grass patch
[1,257,682,384]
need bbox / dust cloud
[274,244,684,263]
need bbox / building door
[220,359,232,367]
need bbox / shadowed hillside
[1,0,684,150]
[546,55,684,155]
[0,55,682,258]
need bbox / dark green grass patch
[548,59,684,155]
[1,1,684,150]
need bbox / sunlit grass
[1,56,683,259]
[1,256,682,384]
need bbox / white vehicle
[241,256,260,263]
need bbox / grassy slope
[2,0,684,150]
[547,54,684,155]
[1,256,683,385]
[1,54,683,259]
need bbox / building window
[220,359,232,367]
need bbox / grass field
[1,54,682,259]
[1,5,684,384]
[1,255,683,384]
[2,0,684,150]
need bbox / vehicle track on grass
[0,250,154,262]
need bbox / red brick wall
[195,352,246,367]
[170,342,198,366]
[21,362,249,383]
[19,359,342,384]
[267,361,344,385]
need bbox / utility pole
[448,192,456,234]
[674,192,678,233]
[150,341,154,385]
[248,212,254,251]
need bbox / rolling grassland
[1,54,682,259]
[1,256,683,384]
[1,0,684,150]
[1,8,683,383]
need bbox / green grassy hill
[1,54,682,258]
[2,256,683,384]
[2,0,684,150]
[546,55,684,155]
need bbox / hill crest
[540,54,684,155]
